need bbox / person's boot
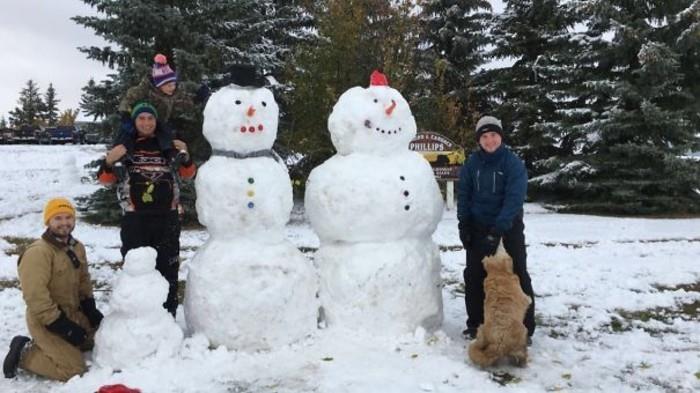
[3,336,30,378]
[462,328,477,340]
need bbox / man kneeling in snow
[3,198,103,381]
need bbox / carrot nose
[247,105,256,117]
[385,100,397,116]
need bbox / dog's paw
[510,353,528,368]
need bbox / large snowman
[184,68,318,351]
[305,70,444,334]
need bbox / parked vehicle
[36,129,51,144]
[14,126,39,144]
[84,131,108,144]
[45,126,78,144]
[0,128,14,144]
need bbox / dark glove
[482,228,501,256]
[173,150,189,166]
[458,221,471,248]
[195,82,211,104]
[80,298,104,329]
[119,112,134,136]
[46,312,87,347]
[112,159,129,182]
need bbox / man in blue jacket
[457,115,535,342]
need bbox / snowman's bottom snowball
[317,237,443,334]
[184,238,319,351]
[93,309,184,370]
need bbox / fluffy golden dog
[468,245,532,367]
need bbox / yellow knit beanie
[43,198,76,225]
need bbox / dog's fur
[468,244,532,367]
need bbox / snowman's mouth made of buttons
[238,124,265,133]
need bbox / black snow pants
[463,214,535,336]
[120,211,181,317]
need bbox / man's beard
[50,225,74,240]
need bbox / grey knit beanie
[475,116,503,140]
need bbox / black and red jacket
[98,136,196,214]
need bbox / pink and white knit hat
[152,53,178,87]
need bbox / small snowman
[184,65,318,351]
[94,247,183,370]
[305,70,444,334]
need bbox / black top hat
[224,63,267,88]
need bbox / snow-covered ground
[0,144,698,393]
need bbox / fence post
[446,180,455,210]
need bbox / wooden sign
[409,132,465,180]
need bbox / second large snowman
[305,71,444,334]
[184,71,318,351]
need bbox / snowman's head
[123,247,157,275]
[202,84,279,153]
[328,72,416,155]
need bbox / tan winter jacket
[17,232,94,332]
[118,76,194,124]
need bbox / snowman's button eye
[373,99,378,103]
[262,101,267,107]
[235,100,242,105]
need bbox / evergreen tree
[79,78,120,120]
[671,0,700,148]
[530,0,700,215]
[74,0,314,143]
[8,80,46,127]
[74,0,314,224]
[475,0,579,168]
[283,0,421,193]
[43,83,60,126]
[0,116,7,129]
[416,0,492,147]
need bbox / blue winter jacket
[457,145,527,234]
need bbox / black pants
[120,211,181,317]
[463,215,535,336]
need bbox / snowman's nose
[385,100,397,116]
[247,105,256,117]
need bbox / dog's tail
[468,341,501,368]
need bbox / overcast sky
[0,1,110,122]
[0,1,505,123]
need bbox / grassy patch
[2,236,35,256]
[654,281,700,293]
[443,278,465,295]
[608,280,700,333]
[177,280,187,305]
[608,316,631,333]
[0,279,19,290]
[440,245,464,252]
[541,241,598,249]
[97,259,124,271]
[490,371,521,386]
[617,237,700,244]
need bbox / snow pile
[93,247,183,370]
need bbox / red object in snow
[370,69,389,86]
[97,384,142,393]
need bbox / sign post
[409,132,465,210]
